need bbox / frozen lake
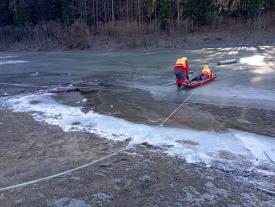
[1,47,275,192]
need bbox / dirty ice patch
[1,93,275,166]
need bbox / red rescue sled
[183,74,217,88]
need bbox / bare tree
[111,0,115,23]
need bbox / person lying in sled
[174,57,190,89]
[192,65,213,81]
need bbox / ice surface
[234,130,275,161]
[189,84,275,112]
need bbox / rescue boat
[183,74,217,88]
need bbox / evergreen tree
[240,0,263,19]
[159,0,172,31]
[0,0,273,29]
[17,0,30,26]
[229,0,265,19]
[183,0,218,26]
[28,0,42,24]
[0,0,13,26]
[9,0,30,26]
[61,0,73,25]
[40,0,62,22]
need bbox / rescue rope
[158,94,193,127]
[158,70,209,127]
[0,86,195,192]
[0,147,129,192]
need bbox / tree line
[1,0,274,29]
[0,0,274,49]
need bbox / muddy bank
[0,109,128,188]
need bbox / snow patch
[1,93,275,167]
[30,72,39,77]
[0,60,29,65]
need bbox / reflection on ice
[240,55,265,66]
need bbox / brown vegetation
[0,13,274,51]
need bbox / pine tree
[159,0,172,31]
[9,0,30,26]
[183,0,218,26]
[240,0,263,19]
[0,0,13,26]
[61,0,73,25]
[40,0,62,22]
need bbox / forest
[0,0,274,49]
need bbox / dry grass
[0,14,274,51]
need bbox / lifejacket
[175,57,188,68]
[201,65,213,77]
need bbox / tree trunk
[177,0,180,26]
[12,0,18,21]
[138,0,140,27]
[126,0,129,23]
[155,0,157,28]
[96,0,98,30]
[83,0,88,18]
[104,0,107,22]
[111,0,115,24]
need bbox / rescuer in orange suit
[174,57,190,90]
[192,65,213,81]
